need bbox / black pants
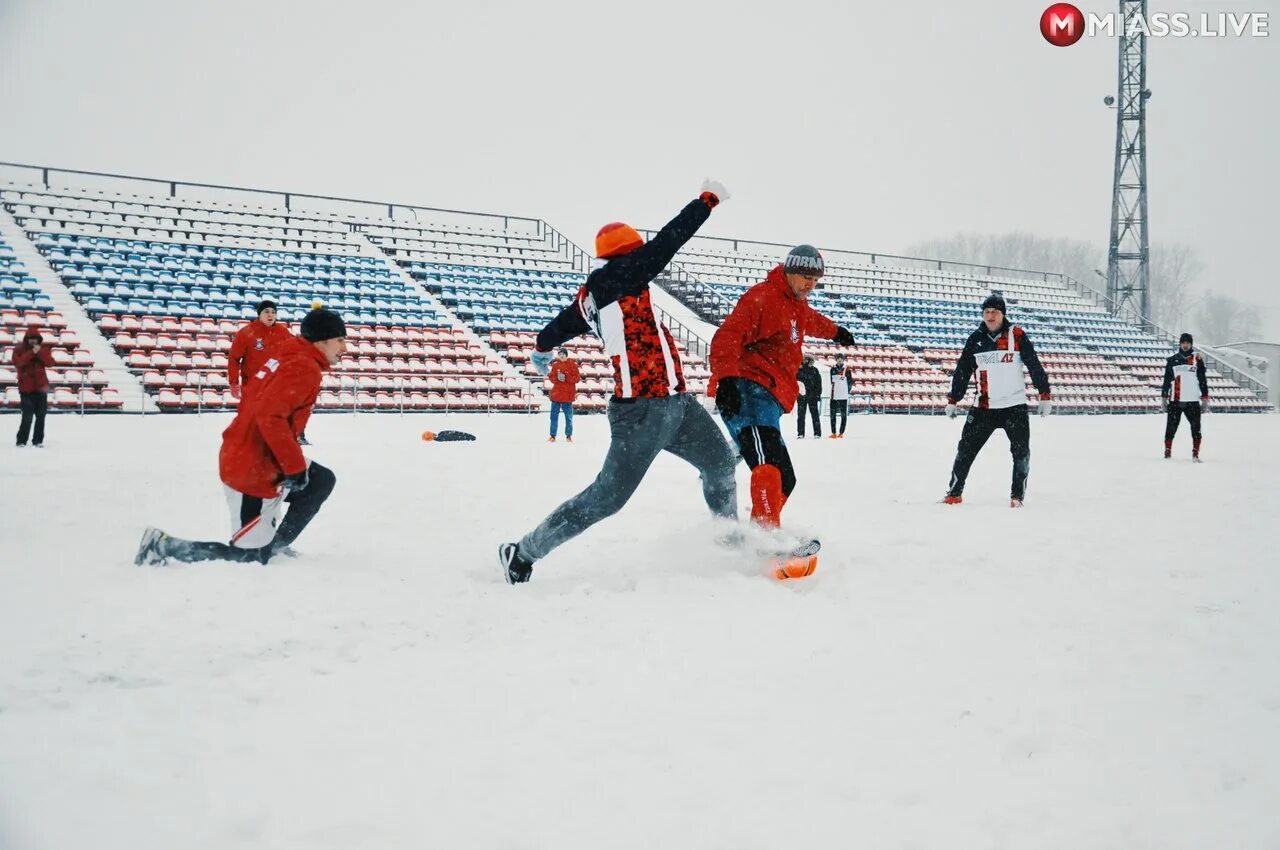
[16,391,48,446]
[947,405,1031,500]
[796,395,821,437]
[1165,402,1202,442]
[167,462,337,564]
[830,399,848,435]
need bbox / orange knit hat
[595,222,644,259]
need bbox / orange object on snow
[772,553,818,580]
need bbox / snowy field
[2,409,1279,850]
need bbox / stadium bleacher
[0,168,1269,415]
[654,235,1270,413]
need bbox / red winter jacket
[547,358,580,403]
[219,335,329,498]
[12,331,55,393]
[227,320,294,394]
[708,266,839,412]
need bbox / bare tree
[905,232,1103,290]
[1148,244,1203,330]
[1193,294,1261,345]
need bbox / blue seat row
[36,233,385,270]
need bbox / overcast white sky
[1,0,1276,333]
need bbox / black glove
[715,377,742,418]
[832,327,857,347]
[280,467,310,493]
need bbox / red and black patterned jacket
[535,198,713,399]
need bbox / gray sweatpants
[518,393,739,560]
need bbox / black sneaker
[498,543,533,584]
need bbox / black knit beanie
[300,308,347,342]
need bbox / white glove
[530,349,554,376]
[700,178,730,204]
[1038,398,1053,417]
[1200,398,1210,413]
[945,402,960,419]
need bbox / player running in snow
[498,182,739,584]
[1161,332,1209,461]
[709,244,858,577]
[941,294,1052,508]
[134,309,347,565]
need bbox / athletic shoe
[547,436,556,442]
[15,442,25,448]
[766,537,818,580]
[942,494,963,505]
[1192,456,1203,464]
[297,434,311,446]
[828,434,839,440]
[1010,499,1024,508]
[498,543,533,584]
[796,435,805,440]
[134,527,169,566]
[1164,441,1172,459]
[33,443,43,448]
[566,436,573,443]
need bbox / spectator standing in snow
[795,355,822,438]
[547,347,579,442]
[828,354,852,438]
[13,329,54,448]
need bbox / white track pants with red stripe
[224,486,286,549]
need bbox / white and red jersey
[949,322,1051,410]
[534,198,714,400]
[1162,350,1209,402]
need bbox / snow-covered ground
[2,410,1278,850]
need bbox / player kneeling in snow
[708,244,858,578]
[135,309,347,565]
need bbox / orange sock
[750,465,784,528]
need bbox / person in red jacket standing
[134,309,347,565]
[12,329,54,447]
[227,300,293,404]
[547,347,579,442]
[709,245,857,578]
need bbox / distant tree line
[904,233,1260,345]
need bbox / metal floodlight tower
[1105,0,1152,324]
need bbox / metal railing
[1063,273,1269,398]
[0,161,546,237]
